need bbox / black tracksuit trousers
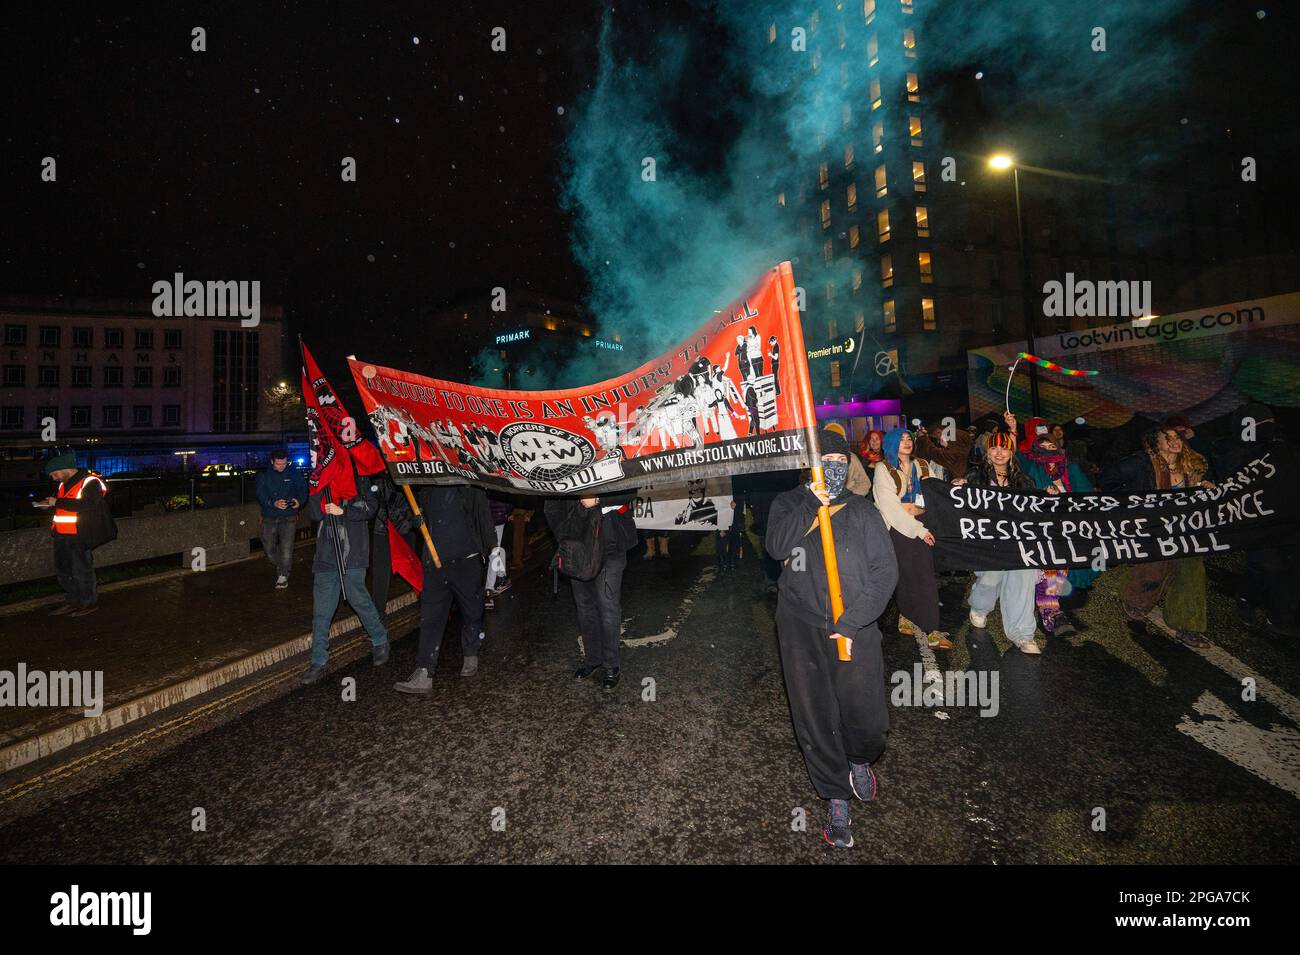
[776,606,889,801]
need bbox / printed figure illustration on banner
[349,264,817,495]
[632,478,734,532]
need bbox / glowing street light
[988,151,1039,414]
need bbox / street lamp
[988,153,1040,416]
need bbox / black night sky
[5,1,655,380]
[6,1,1300,393]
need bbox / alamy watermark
[890,664,999,717]
[151,272,261,326]
[0,663,103,717]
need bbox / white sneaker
[969,609,988,629]
[1014,638,1042,655]
[275,575,289,590]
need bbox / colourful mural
[968,293,1300,427]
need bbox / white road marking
[1177,691,1300,800]
[576,566,716,655]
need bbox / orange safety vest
[53,472,108,535]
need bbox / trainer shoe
[48,603,76,616]
[1014,638,1042,655]
[275,575,289,590]
[575,664,601,680]
[926,630,952,650]
[823,799,854,849]
[372,641,390,667]
[898,615,917,636]
[602,667,621,690]
[493,577,513,595]
[969,609,988,629]
[300,665,327,685]
[394,667,434,695]
[461,656,479,677]
[849,762,877,802]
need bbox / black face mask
[823,460,849,499]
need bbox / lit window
[915,205,930,237]
[849,224,861,248]
[877,209,891,242]
[883,300,897,332]
[844,143,855,169]
[841,63,850,87]
[778,191,786,206]
[842,102,852,128]
[872,121,884,153]
[875,164,887,197]
[881,254,894,288]
[828,318,839,337]
[826,284,836,304]
[812,49,821,72]
[922,297,936,330]
[853,269,863,290]
[906,72,919,101]
[918,251,933,283]
[846,182,858,211]
[838,24,847,49]
[903,28,917,57]
[864,0,876,24]
[830,360,842,387]
[824,239,835,264]
[820,199,831,229]
[867,35,878,67]
[769,23,777,43]
[855,311,866,333]
[912,160,926,192]
[870,78,882,110]
[810,11,820,33]
[909,115,922,146]
[901,0,914,13]
[819,162,830,190]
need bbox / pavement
[0,541,409,747]
[0,533,1297,864]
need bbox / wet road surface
[1,542,1298,863]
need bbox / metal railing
[0,471,264,531]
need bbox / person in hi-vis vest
[35,452,116,617]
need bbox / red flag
[302,343,386,497]
[387,518,423,593]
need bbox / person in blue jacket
[255,449,309,590]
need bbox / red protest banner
[348,263,817,495]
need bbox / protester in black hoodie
[545,490,638,690]
[766,428,900,849]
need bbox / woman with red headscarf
[1015,413,1099,637]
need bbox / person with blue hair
[872,426,961,649]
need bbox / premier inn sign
[806,337,855,360]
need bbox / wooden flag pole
[401,484,442,569]
[777,262,850,662]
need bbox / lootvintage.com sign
[921,453,1298,572]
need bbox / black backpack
[543,499,605,582]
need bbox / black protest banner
[921,452,1299,572]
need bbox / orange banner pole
[401,484,442,569]
[776,262,850,662]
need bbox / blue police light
[295,457,306,466]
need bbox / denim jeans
[53,537,97,607]
[261,516,297,578]
[310,567,389,667]
[969,569,1038,641]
